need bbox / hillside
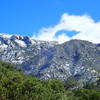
[0,34,100,83]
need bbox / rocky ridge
[0,33,100,83]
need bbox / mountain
[0,33,100,83]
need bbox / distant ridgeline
[0,34,100,84]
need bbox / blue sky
[0,0,100,36]
[0,0,100,43]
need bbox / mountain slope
[0,34,100,82]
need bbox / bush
[0,61,100,100]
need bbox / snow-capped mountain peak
[0,33,58,48]
[0,33,12,39]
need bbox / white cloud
[33,13,100,43]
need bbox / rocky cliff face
[0,34,100,83]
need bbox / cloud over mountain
[33,13,100,43]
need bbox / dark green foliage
[65,76,78,89]
[0,61,100,100]
[74,89,100,100]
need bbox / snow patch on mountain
[14,39,27,47]
[0,33,12,39]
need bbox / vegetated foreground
[0,61,100,100]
